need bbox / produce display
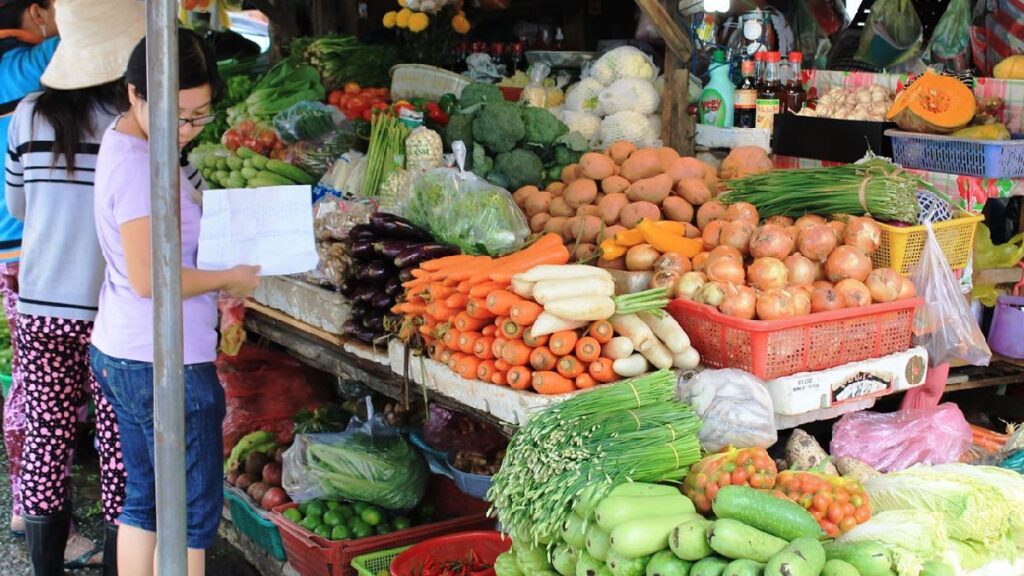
[224,430,291,511]
[227,60,326,126]
[797,86,893,121]
[886,70,976,135]
[191,144,316,189]
[280,496,437,541]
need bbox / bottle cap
[741,59,755,73]
[712,49,727,63]
[789,51,803,63]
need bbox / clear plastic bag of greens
[273,101,346,143]
[401,141,529,256]
[923,0,972,71]
[855,0,923,68]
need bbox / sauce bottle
[734,58,758,128]
[755,51,782,131]
[784,51,807,113]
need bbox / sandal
[63,533,102,569]
[10,515,25,538]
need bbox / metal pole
[147,1,188,574]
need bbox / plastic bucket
[989,294,1024,359]
[390,531,510,576]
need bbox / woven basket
[390,64,471,102]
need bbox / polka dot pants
[16,314,125,523]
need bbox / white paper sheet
[197,185,318,277]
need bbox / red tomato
[693,494,709,512]
[717,474,732,488]
[854,505,871,524]
[328,90,343,106]
[839,516,857,533]
[842,502,856,518]
[799,494,814,510]
[730,468,748,486]
[361,108,373,122]
[812,493,832,514]
[237,119,255,132]
[821,521,839,538]
[811,509,824,522]
[694,473,708,489]
[223,130,241,150]
[705,483,719,501]
[371,101,389,113]
[748,473,768,489]
[346,97,369,116]
[753,454,773,471]
[257,130,278,149]
[344,82,361,94]
[833,489,851,504]
[827,502,845,524]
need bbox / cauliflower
[598,77,661,116]
[560,110,602,142]
[521,106,569,147]
[600,110,660,147]
[564,78,605,114]
[472,101,526,154]
[590,46,658,86]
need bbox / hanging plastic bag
[924,0,972,71]
[791,0,832,70]
[971,224,1024,306]
[677,369,777,452]
[910,222,991,366]
[855,0,923,68]
[520,63,552,108]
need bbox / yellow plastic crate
[874,212,983,275]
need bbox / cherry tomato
[344,82,361,94]
[730,468,748,486]
[843,502,856,518]
[839,516,857,533]
[328,90,343,106]
[693,494,710,512]
[821,520,839,538]
[694,473,708,489]
[748,473,767,489]
[776,475,791,490]
[718,474,732,488]
[787,488,803,501]
[833,489,851,504]
[827,502,845,524]
[799,494,814,509]
[811,509,824,521]
[812,493,832,514]
[854,505,871,524]
[706,483,719,501]
[851,494,863,508]
[753,454,774,471]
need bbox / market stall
[157,0,1024,575]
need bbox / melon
[994,55,1024,80]
[886,70,976,134]
[952,123,1011,141]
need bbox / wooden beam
[634,0,692,62]
[654,0,694,154]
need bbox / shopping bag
[855,0,923,67]
[924,0,972,71]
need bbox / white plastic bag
[598,77,661,115]
[910,222,991,366]
[677,369,777,451]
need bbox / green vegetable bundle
[362,114,409,197]
[227,60,325,125]
[190,144,316,189]
[294,35,398,90]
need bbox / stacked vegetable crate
[223,483,287,561]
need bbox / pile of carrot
[391,233,623,395]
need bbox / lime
[325,500,342,511]
[353,502,369,515]
[336,504,354,518]
[314,525,332,539]
[350,520,373,539]
[300,515,322,532]
[360,507,384,527]
[416,502,435,518]
[375,522,392,535]
[283,508,302,523]
[306,501,325,518]
[392,516,411,531]
[331,525,352,541]
[322,510,343,527]
[298,501,310,515]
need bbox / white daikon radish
[637,311,691,354]
[511,277,535,298]
[673,347,700,370]
[602,337,635,360]
[531,311,587,337]
[639,338,674,370]
[610,313,657,351]
[544,296,616,322]
[532,276,615,305]
[613,354,649,377]
[516,264,611,283]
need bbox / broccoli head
[495,149,544,190]
[553,144,583,167]
[458,83,504,112]
[472,143,493,178]
[473,101,526,154]
[522,106,569,148]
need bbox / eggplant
[349,239,377,260]
[369,212,433,242]
[339,278,359,298]
[364,260,394,282]
[399,268,416,283]
[384,276,402,297]
[342,320,361,337]
[353,286,376,305]
[394,243,460,269]
[373,240,418,259]
[353,326,377,344]
[348,224,376,241]
[354,263,372,281]
[371,292,394,310]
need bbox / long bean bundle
[362,113,409,197]
[718,157,936,224]
[488,370,702,545]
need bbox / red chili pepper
[424,101,449,126]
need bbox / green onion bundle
[614,287,669,316]
[718,157,937,224]
[362,113,409,197]
[488,370,702,545]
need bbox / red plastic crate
[666,297,923,380]
[270,476,495,576]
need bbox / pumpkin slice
[886,70,976,134]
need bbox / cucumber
[216,158,228,171]
[723,559,765,576]
[574,484,607,519]
[255,170,296,185]
[691,557,731,576]
[516,543,553,573]
[822,559,860,576]
[611,514,700,559]
[235,146,258,160]
[609,483,681,498]
[646,550,691,576]
[241,167,259,180]
[669,517,714,561]
[250,154,268,170]
[226,175,246,189]
[242,158,254,170]
[607,548,650,576]
[707,519,788,563]
[265,159,316,185]
[712,486,823,541]
[921,560,955,576]
[203,155,219,169]
[824,542,895,576]
[764,537,825,576]
[562,512,588,550]
[597,494,696,531]
[597,568,614,576]
[576,550,603,576]
[226,156,243,171]
[552,543,579,576]
[586,523,611,562]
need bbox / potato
[564,178,599,209]
[514,185,539,207]
[544,216,568,234]
[601,224,627,242]
[579,152,617,181]
[574,243,598,262]
[565,215,603,244]
[703,164,720,192]
[546,181,566,197]
[676,178,713,205]
[563,216,581,240]
[561,163,582,184]
[696,200,727,229]
[662,196,694,223]
[834,456,880,483]
[602,175,630,195]
[619,201,661,228]
[529,212,551,233]
[549,197,575,218]
[665,157,706,183]
[598,256,627,270]
[607,141,637,165]
[619,148,663,182]
[655,147,681,172]
[523,191,552,217]
[576,205,601,218]
[626,173,672,204]
[597,193,628,225]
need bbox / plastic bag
[273,101,346,143]
[597,77,661,116]
[855,0,923,68]
[218,344,332,456]
[400,142,529,256]
[830,403,972,472]
[520,63,552,108]
[924,0,972,71]
[290,122,360,180]
[911,222,991,366]
[677,369,777,452]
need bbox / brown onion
[897,277,917,300]
[784,254,817,286]
[865,268,901,303]
[708,245,743,263]
[798,224,838,262]
[844,216,882,255]
[692,252,710,271]
[720,284,757,319]
[682,222,702,239]
[795,214,827,230]
[813,280,834,290]
[749,224,795,259]
[813,260,826,281]
[825,245,872,282]
[697,201,728,230]
[702,220,724,251]
[790,288,812,316]
[748,257,789,291]
[654,253,691,276]
[784,225,802,243]
[719,221,756,255]
[827,220,846,244]
[626,244,660,271]
[810,286,844,313]
[765,215,795,227]
[650,271,680,298]
[706,256,745,285]
[676,271,708,301]
[698,281,727,308]
[835,279,872,307]
[725,202,759,224]
[756,289,797,320]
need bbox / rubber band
[668,443,680,468]
[665,424,677,441]
[627,409,641,430]
[628,382,642,408]
[857,176,873,216]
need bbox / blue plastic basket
[408,431,451,477]
[446,453,493,501]
[887,129,1024,178]
[223,484,287,561]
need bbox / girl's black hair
[125,28,222,102]
[0,0,49,30]
[31,81,129,174]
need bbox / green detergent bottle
[699,50,735,128]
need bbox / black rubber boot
[103,523,118,576]
[24,510,71,576]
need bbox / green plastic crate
[224,485,287,561]
[351,546,410,576]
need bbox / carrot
[482,324,497,337]
[588,358,617,383]
[507,366,532,390]
[466,298,494,320]
[448,352,466,371]
[394,302,426,316]
[495,359,510,372]
[474,336,496,360]
[485,290,521,316]
[457,331,481,354]
[522,327,548,348]
[421,254,476,272]
[454,312,487,333]
[456,280,473,294]
[455,356,481,380]
[442,328,461,350]
[491,337,508,360]
[575,337,602,363]
[438,348,452,365]
[549,331,579,356]
[477,360,498,382]
[502,340,531,367]
[419,324,435,337]
[499,318,526,340]
[428,284,454,303]
[576,374,596,389]
[425,301,454,322]
[556,355,585,378]
[491,370,507,386]
[509,300,543,326]
[589,320,614,344]
[529,346,557,371]
[486,234,571,283]
[470,281,508,298]
[532,371,576,395]
[411,268,429,279]
[445,293,469,309]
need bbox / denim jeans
[89,346,225,549]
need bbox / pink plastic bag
[830,403,972,472]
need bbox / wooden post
[635,0,695,155]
